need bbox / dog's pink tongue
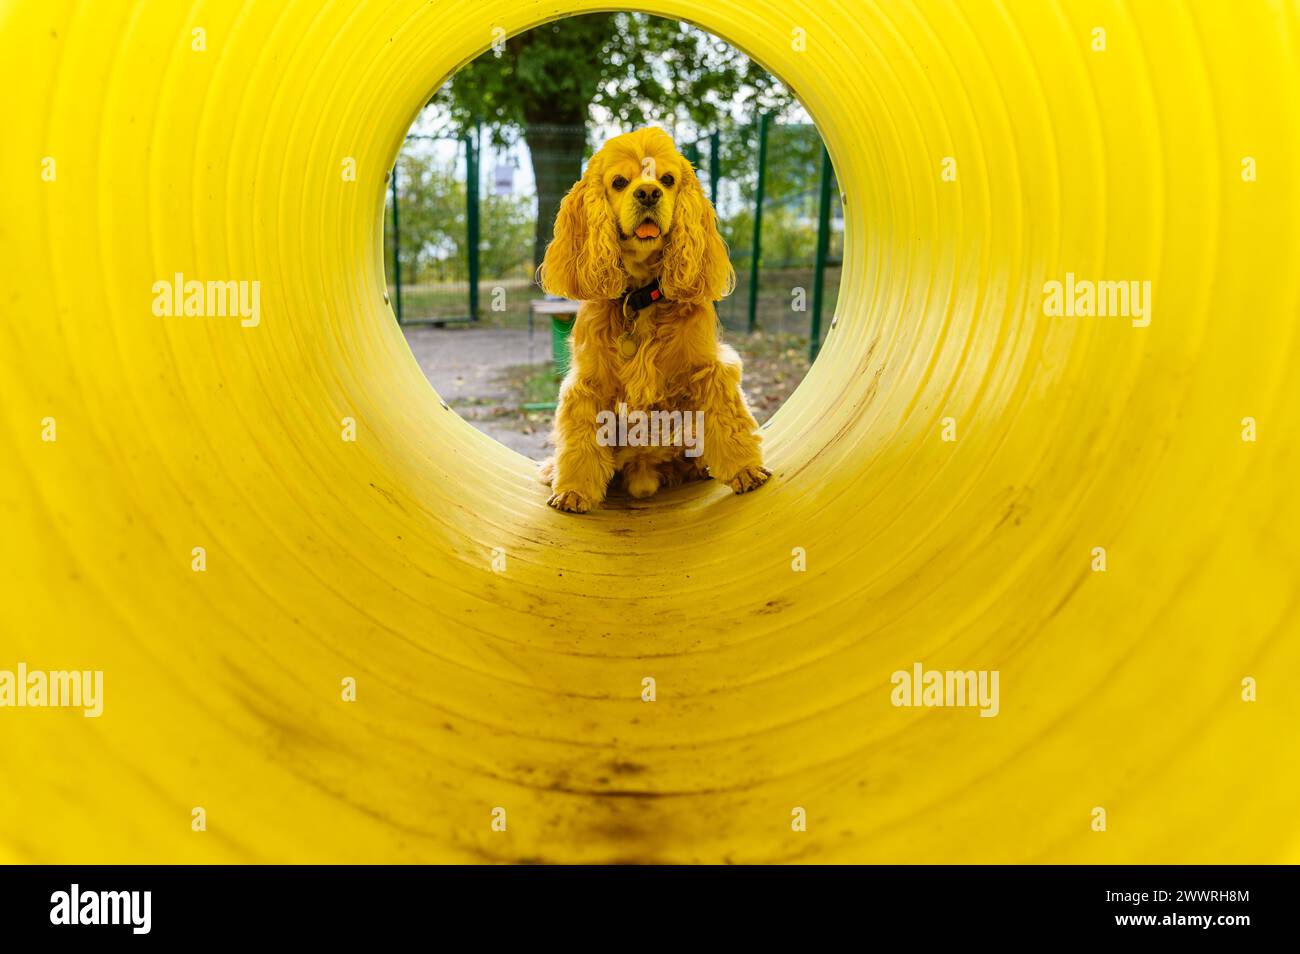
[634,222,661,238]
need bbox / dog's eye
[611,176,629,191]
[660,174,675,188]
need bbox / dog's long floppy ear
[538,164,625,301]
[660,158,736,303]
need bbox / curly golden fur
[537,128,770,513]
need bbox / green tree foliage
[724,123,838,268]
[386,151,532,284]
[432,13,796,267]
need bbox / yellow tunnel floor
[1,0,1298,863]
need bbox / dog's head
[539,128,735,303]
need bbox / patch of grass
[390,265,843,334]
[482,362,559,436]
[513,364,562,407]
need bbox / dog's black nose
[635,185,662,206]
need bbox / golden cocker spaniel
[537,128,770,514]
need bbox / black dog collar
[620,278,665,313]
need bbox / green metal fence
[384,130,480,325]
[703,117,843,357]
[385,118,841,357]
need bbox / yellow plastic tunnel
[2,0,1298,864]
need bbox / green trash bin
[523,302,578,413]
[551,313,574,380]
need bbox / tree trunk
[524,122,589,281]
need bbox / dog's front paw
[548,490,594,514]
[725,465,771,495]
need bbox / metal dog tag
[618,333,638,357]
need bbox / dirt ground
[402,324,812,462]
[403,325,553,458]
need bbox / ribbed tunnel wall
[2,0,1298,863]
